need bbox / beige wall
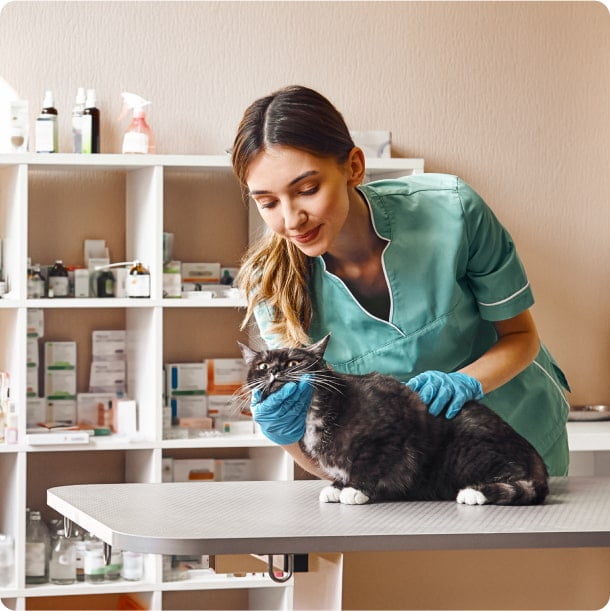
[1,1,608,405]
[1,3,609,607]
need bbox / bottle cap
[86,88,97,107]
[43,90,54,108]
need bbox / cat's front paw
[456,487,488,505]
[319,485,342,503]
[339,487,370,505]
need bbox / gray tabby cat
[239,335,549,506]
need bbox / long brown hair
[232,86,355,346]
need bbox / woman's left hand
[406,371,484,419]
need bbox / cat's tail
[458,478,549,506]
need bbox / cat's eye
[257,363,269,370]
[287,360,299,368]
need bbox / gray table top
[47,477,610,556]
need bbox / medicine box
[45,341,77,370]
[45,369,77,399]
[26,366,38,397]
[89,361,126,395]
[172,458,216,482]
[169,395,207,420]
[215,459,252,481]
[207,394,237,419]
[27,338,39,368]
[74,268,89,297]
[181,262,221,285]
[166,363,207,395]
[219,420,254,435]
[206,358,246,394]
[77,392,116,424]
[47,399,77,424]
[27,397,47,428]
[27,308,44,338]
[92,330,126,361]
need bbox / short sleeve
[253,301,285,348]
[457,179,534,321]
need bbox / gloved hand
[250,375,313,445]
[406,371,483,419]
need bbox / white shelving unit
[0,153,425,611]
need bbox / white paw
[339,487,370,505]
[457,487,488,505]
[319,485,342,503]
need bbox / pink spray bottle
[121,92,156,154]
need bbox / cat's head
[238,334,330,399]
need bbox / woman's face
[245,145,357,258]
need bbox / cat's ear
[237,341,258,365]
[307,334,331,359]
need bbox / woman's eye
[287,360,299,368]
[257,363,269,370]
[300,186,319,196]
[257,199,276,210]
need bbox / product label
[25,542,46,576]
[82,115,92,154]
[127,275,150,298]
[48,276,69,297]
[35,117,57,153]
[122,132,148,154]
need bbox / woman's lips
[292,225,321,244]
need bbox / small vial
[121,550,143,581]
[105,548,122,580]
[84,542,105,583]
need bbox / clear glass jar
[121,550,144,580]
[0,534,14,587]
[49,529,76,584]
[25,510,50,584]
[84,540,105,583]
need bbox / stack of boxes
[164,357,251,435]
[45,340,77,424]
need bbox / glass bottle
[25,510,50,584]
[0,534,14,587]
[48,260,69,298]
[84,538,105,583]
[121,550,144,581]
[49,529,76,584]
[127,261,150,298]
[96,270,115,298]
[105,548,122,580]
[27,263,46,298]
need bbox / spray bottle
[121,92,155,154]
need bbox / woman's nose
[283,201,306,230]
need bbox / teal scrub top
[254,174,570,475]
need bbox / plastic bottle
[25,510,50,584]
[82,88,100,154]
[35,90,58,153]
[127,261,150,298]
[48,260,69,297]
[49,529,76,584]
[121,92,155,154]
[71,87,86,153]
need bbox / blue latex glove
[250,375,313,445]
[406,371,483,419]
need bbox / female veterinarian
[232,85,570,477]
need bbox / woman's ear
[346,146,366,187]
